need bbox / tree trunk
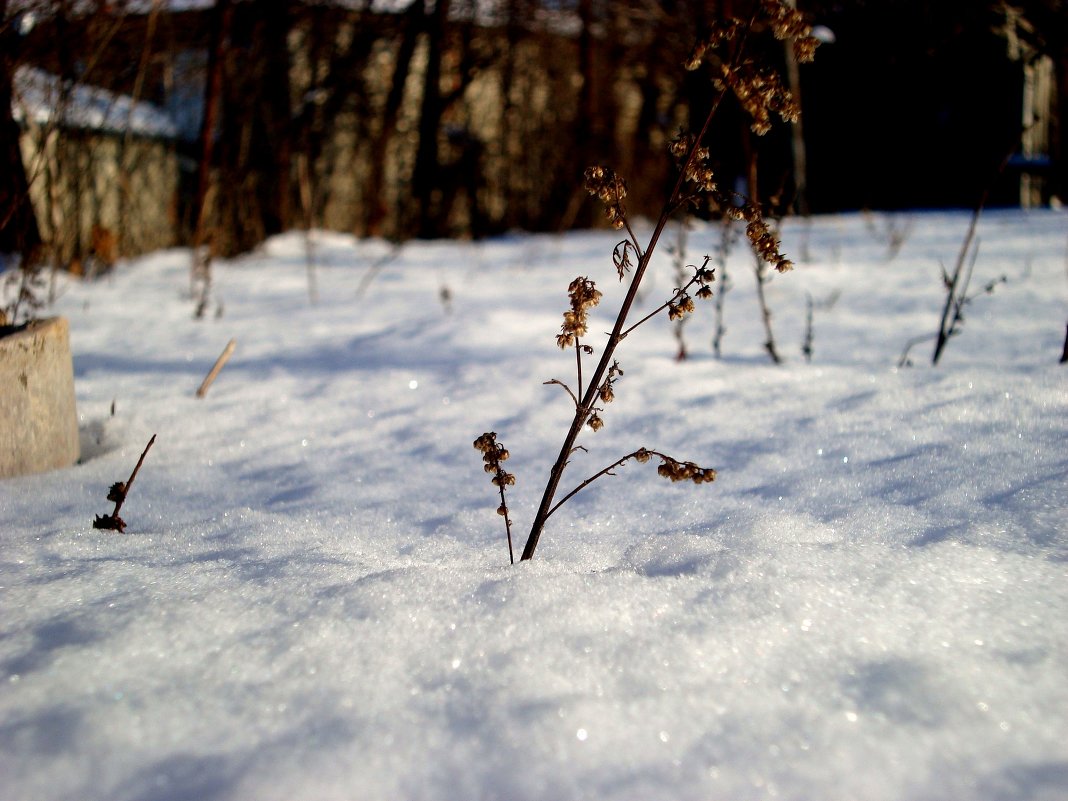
[0,0,43,263]
[412,0,449,239]
[364,2,422,238]
[192,0,232,248]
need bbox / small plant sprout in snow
[477,0,818,562]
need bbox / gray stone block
[1,317,80,478]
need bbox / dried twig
[932,128,1023,365]
[93,435,156,532]
[355,244,403,299]
[196,338,236,398]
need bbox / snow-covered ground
[1,209,1066,801]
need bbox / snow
[12,66,179,140]
[1,209,1066,800]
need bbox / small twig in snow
[196,338,237,398]
[93,435,156,533]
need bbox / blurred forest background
[1,0,1064,268]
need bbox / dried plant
[93,434,156,533]
[898,242,1007,368]
[801,289,840,363]
[711,214,738,358]
[668,220,693,360]
[863,212,914,262]
[475,1,818,562]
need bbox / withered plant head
[597,360,624,404]
[685,0,818,136]
[655,454,717,485]
[725,204,793,272]
[557,276,602,348]
[474,432,516,488]
[474,431,516,562]
[584,166,628,230]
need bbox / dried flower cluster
[474,432,515,491]
[684,20,741,70]
[474,431,516,562]
[668,293,695,321]
[763,0,821,61]
[597,360,623,404]
[694,261,716,299]
[685,0,818,135]
[670,133,719,194]
[634,448,717,485]
[557,276,602,348]
[584,166,628,229]
[723,64,799,135]
[724,204,793,273]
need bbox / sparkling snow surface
[1,211,1066,801]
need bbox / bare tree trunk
[364,2,421,238]
[191,0,232,312]
[413,0,449,238]
[0,0,42,265]
[260,0,292,235]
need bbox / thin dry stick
[802,292,814,362]
[746,154,782,364]
[93,434,157,532]
[713,215,734,358]
[196,338,236,398]
[355,244,403,299]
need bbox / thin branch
[93,435,157,533]
[196,338,237,398]
[898,332,936,368]
[754,257,782,363]
[575,337,584,400]
[498,479,514,565]
[355,244,403,299]
[543,378,579,410]
[933,128,1024,365]
[620,276,698,340]
[547,447,714,520]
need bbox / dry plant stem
[499,482,514,564]
[546,448,685,519]
[355,244,403,299]
[575,336,584,399]
[93,434,157,532]
[754,257,782,363]
[520,95,727,562]
[933,217,981,366]
[747,154,781,364]
[620,272,703,339]
[196,338,237,398]
[933,130,1023,365]
[713,217,733,358]
[802,292,814,362]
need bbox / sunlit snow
[1,210,1066,801]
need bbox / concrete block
[0,317,80,478]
